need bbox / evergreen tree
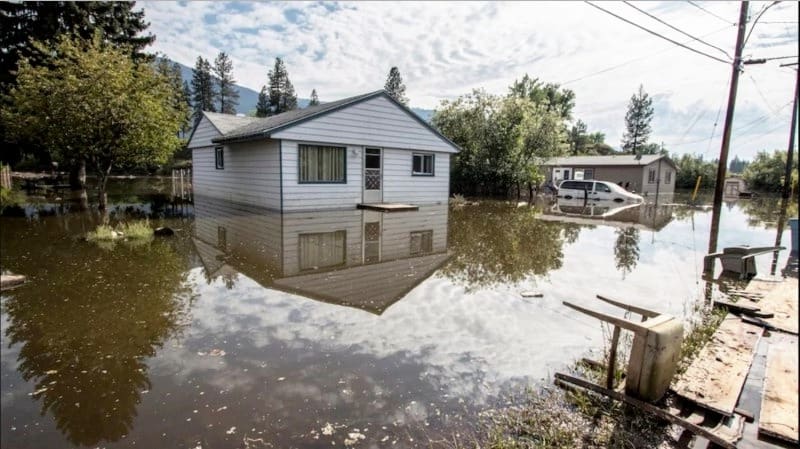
[191,56,216,122]
[283,78,298,111]
[267,57,297,115]
[154,57,191,135]
[213,52,239,114]
[256,85,270,118]
[621,85,654,156]
[567,120,588,155]
[309,89,320,106]
[181,80,193,134]
[384,66,408,105]
[0,2,154,89]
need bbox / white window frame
[412,153,435,176]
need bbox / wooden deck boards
[356,203,419,212]
[759,336,799,443]
[740,277,798,334]
[672,314,763,416]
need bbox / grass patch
[86,220,154,242]
[676,306,726,375]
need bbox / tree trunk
[77,188,89,211]
[69,159,86,190]
[528,182,534,203]
[97,162,113,210]
[516,183,521,201]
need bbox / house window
[299,144,346,183]
[665,170,672,184]
[648,168,656,184]
[412,153,434,176]
[299,231,346,270]
[215,146,224,169]
[410,230,433,255]
[584,168,594,180]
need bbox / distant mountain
[167,59,434,121]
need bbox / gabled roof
[208,90,461,152]
[543,154,677,169]
[204,111,260,134]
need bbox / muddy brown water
[1,181,795,448]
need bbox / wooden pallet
[671,314,763,416]
[759,337,799,443]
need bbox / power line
[623,1,733,59]
[749,74,780,114]
[687,1,734,25]
[585,1,732,65]
[562,24,733,86]
[743,1,780,48]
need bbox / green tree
[155,57,191,136]
[508,74,575,120]
[0,1,154,90]
[672,153,718,189]
[213,51,239,114]
[2,35,184,208]
[267,57,297,114]
[622,85,654,155]
[743,150,797,193]
[309,88,320,106]
[729,155,749,174]
[255,85,270,117]
[191,56,216,121]
[384,66,408,105]
[567,120,589,155]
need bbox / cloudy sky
[141,1,798,159]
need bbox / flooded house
[723,175,750,198]
[542,154,677,195]
[187,90,460,211]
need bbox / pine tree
[191,56,216,122]
[213,52,239,114]
[181,80,193,133]
[267,57,298,115]
[256,85,270,118]
[309,89,320,106]
[384,66,408,105]
[283,78,298,111]
[621,85,654,156]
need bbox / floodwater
[1,180,796,449]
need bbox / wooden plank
[607,326,621,389]
[554,373,739,449]
[672,314,763,416]
[744,277,799,334]
[759,337,799,443]
[713,298,761,315]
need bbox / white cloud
[141,1,798,158]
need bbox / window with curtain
[299,144,346,183]
[299,231,346,270]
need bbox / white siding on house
[280,140,363,211]
[193,139,281,209]
[382,149,449,205]
[187,115,221,149]
[271,96,457,153]
[640,160,676,195]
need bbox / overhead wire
[562,24,734,86]
[687,1,734,25]
[585,1,732,65]
[743,1,781,48]
[623,1,733,59]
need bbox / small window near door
[410,230,433,255]
[665,170,672,184]
[215,146,224,169]
[412,153,434,176]
[648,168,656,183]
[584,168,594,180]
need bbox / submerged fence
[171,168,192,201]
[0,165,11,189]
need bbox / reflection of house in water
[193,195,449,314]
[536,198,674,231]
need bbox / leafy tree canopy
[743,149,797,193]
[508,74,575,121]
[2,35,184,207]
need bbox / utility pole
[708,1,749,256]
[782,66,798,199]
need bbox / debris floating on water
[520,291,544,298]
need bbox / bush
[86,220,153,241]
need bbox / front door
[363,148,382,203]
